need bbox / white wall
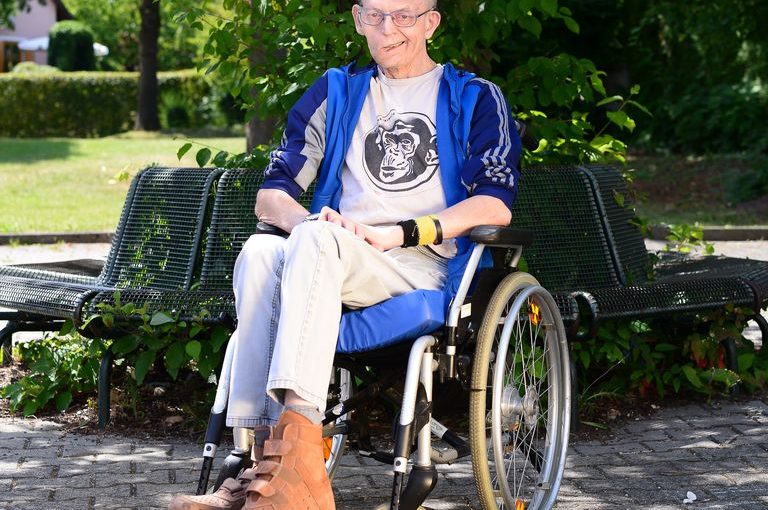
[0,2,58,67]
[0,1,57,39]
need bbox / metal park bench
[512,165,768,337]
[0,166,224,418]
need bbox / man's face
[352,0,440,77]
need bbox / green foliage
[177,141,270,170]
[11,62,61,74]
[571,306,767,400]
[662,223,715,255]
[85,291,231,384]
[564,0,768,154]
[0,70,211,137]
[1,291,232,416]
[48,20,97,71]
[174,0,641,166]
[0,327,103,417]
[63,0,211,72]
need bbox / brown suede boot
[243,411,335,510]
[168,435,268,510]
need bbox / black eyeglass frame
[356,6,435,28]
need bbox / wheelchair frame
[197,227,571,510]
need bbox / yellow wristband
[414,215,437,245]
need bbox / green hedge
[48,20,96,72]
[0,70,210,137]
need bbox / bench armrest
[469,225,534,247]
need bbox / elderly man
[170,0,520,508]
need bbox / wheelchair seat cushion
[336,289,445,354]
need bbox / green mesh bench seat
[511,165,768,333]
[0,166,224,355]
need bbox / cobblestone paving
[2,398,767,509]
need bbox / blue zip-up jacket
[262,62,522,298]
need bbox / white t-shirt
[339,64,455,258]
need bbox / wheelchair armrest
[256,221,289,237]
[469,225,534,247]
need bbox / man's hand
[318,206,367,239]
[360,224,404,251]
[317,207,403,251]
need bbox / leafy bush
[572,305,768,400]
[178,0,645,166]
[84,292,231,385]
[0,291,231,417]
[0,70,211,137]
[651,83,768,154]
[48,20,97,72]
[11,62,61,74]
[161,91,191,128]
[0,329,103,416]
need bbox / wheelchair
[195,224,571,510]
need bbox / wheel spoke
[470,275,570,510]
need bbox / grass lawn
[2,135,765,233]
[0,131,245,233]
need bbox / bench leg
[721,337,740,394]
[570,357,581,431]
[98,346,114,430]
[754,313,768,346]
[0,324,13,366]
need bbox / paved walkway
[2,397,767,509]
[1,241,767,509]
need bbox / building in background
[0,0,72,71]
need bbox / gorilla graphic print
[362,110,439,192]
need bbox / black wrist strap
[397,219,419,247]
[433,217,443,245]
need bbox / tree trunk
[245,111,277,152]
[245,1,277,151]
[135,0,160,131]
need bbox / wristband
[398,215,442,247]
[430,214,443,245]
[398,219,419,247]
[414,216,437,245]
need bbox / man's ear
[351,4,364,35]
[424,10,441,39]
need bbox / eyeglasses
[357,7,433,28]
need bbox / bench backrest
[510,165,650,291]
[585,165,651,285]
[199,165,649,295]
[101,166,223,291]
[198,168,315,291]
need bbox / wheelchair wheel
[469,272,570,510]
[324,367,353,480]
